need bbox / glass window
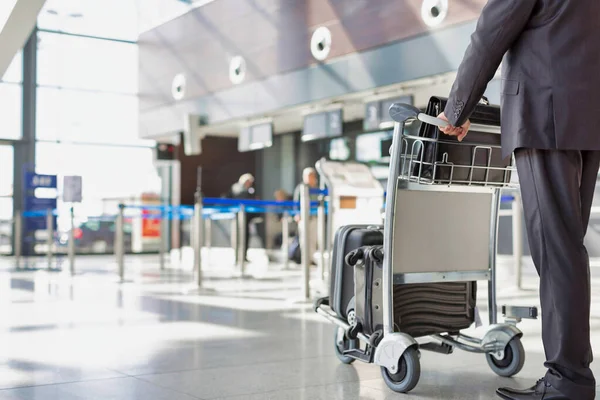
[36,87,150,145]
[0,145,13,255]
[0,83,22,140]
[37,0,139,41]
[36,142,161,218]
[0,145,13,197]
[37,32,138,94]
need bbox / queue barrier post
[231,214,238,263]
[317,196,326,281]
[193,194,204,287]
[300,184,311,300]
[159,206,167,271]
[115,204,125,282]
[204,217,212,263]
[14,210,22,268]
[238,205,247,277]
[68,206,76,275]
[282,211,290,270]
[46,208,54,270]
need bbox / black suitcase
[346,246,477,338]
[346,245,384,335]
[412,96,510,185]
[330,225,383,320]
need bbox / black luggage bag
[346,245,478,339]
[411,96,510,185]
[329,225,383,320]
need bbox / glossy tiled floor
[0,250,599,399]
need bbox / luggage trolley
[314,101,537,393]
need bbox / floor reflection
[0,253,597,399]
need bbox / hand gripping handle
[388,103,449,128]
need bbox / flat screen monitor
[238,122,273,152]
[355,131,393,163]
[302,109,343,142]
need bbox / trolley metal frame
[315,103,537,393]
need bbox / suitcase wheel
[485,337,525,377]
[380,346,421,393]
[333,328,356,365]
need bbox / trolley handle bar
[388,102,449,128]
[417,113,449,128]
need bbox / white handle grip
[417,113,449,128]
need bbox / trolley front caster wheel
[333,328,356,365]
[380,346,421,393]
[486,336,525,377]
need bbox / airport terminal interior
[1,0,600,399]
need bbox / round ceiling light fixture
[171,73,186,100]
[310,26,332,61]
[421,0,448,27]
[229,55,247,84]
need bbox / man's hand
[437,112,470,142]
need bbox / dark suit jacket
[445,0,600,159]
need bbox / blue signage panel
[24,172,57,190]
[21,172,58,255]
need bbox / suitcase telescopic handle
[388,103,449,128]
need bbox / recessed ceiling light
[421,0,448,27]
[311,27,332,61]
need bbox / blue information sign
[22,172,58,254]
[24,172,58,190]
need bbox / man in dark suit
[438,1,600,399]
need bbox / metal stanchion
[204,217,212,263]
[46,208,54,270]
[159,207,167,271]
[282,211,290,270]
[193,193,203,287]
[68,206,75,275]
[231,215,238,262]
[238,205,247,277]
[14,210,22,269]
[300,184,311,300]
[115,204,125,282]
[512,193,523,289]
[317,196,326,281]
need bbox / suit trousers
[514,148,600,400]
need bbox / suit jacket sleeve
[445,0,537,126]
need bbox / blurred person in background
[227,173,255,262]
[293,168,319,264]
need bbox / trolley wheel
[486,337,525,377]
[334,328,356,365]
[380,346,421,393]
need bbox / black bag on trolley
[412,96,511,185]
[345,245,478,339]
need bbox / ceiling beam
[0,0,47,78]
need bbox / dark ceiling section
[138,0,486,113]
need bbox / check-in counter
[316,159,385,252]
